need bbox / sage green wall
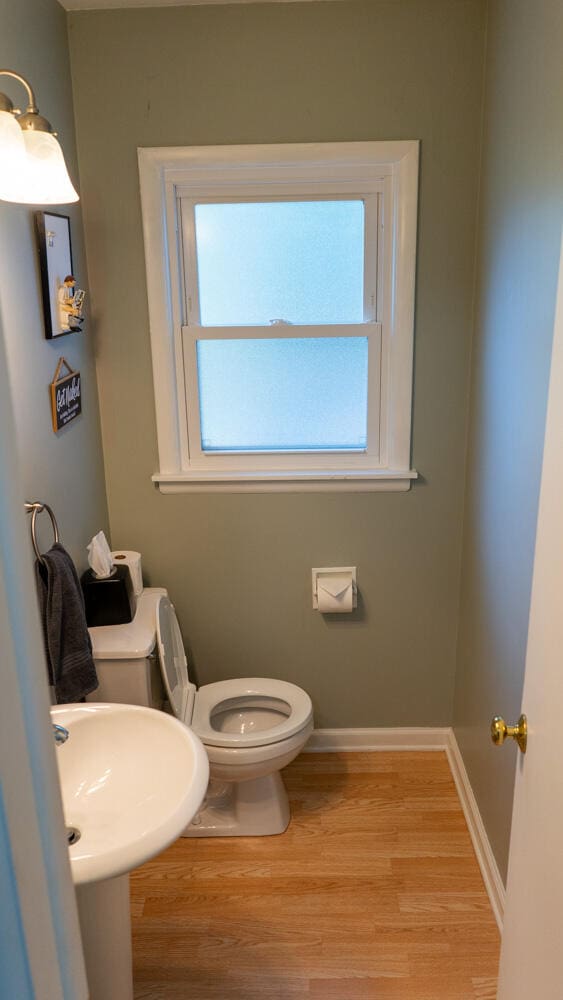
[453,0,563,882]
[68,0,486,726]
[0,0,108,570]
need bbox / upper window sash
[179,193,381,328]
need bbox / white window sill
[152,469,418,494]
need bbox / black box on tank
[81,565,135,627]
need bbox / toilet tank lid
[89,587,168,659]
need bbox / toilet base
[182,772,290,837]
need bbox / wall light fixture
[0,69,78,205]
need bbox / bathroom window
[138,141,419,492]
[183,196,378,461]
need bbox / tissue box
[81,565,135,627]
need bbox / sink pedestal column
[76,874,133,1000]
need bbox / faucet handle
[52,722,69,745]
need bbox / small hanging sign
[50,357,82,432]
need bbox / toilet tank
[88,588,168,709]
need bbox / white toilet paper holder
[312,567,357,612]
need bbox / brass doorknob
[490,714,527,754]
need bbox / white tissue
[87,530,115,579]
[312,567,357,613]
[317,574,354,613]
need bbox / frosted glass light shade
[0,109,28,202]
[18,130,79,205]
[0,118,78,205]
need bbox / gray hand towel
[35,542,99,703]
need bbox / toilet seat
[155,595,313,751]
[192,678,313,749]
[156,594,196,724]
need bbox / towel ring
[24,501,60,562]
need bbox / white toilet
[88,588,314,837]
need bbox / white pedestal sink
[51,702,209,1000]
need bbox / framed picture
[35,212,85,339]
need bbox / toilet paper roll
[111,550,143,596]
[317,574,354,613]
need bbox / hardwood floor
[130,752,500,999]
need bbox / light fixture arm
[0,69,54,133]
[0,69,38,115]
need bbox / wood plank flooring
[130,752,500,999]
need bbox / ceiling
[59,0,340,10]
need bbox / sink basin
[51,702,209,885]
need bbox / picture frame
[35,212,85,339]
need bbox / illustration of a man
[58,275,85,333]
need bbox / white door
[497,231,563,997]
[0,311,87,998]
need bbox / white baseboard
[304,726,505,931]
[445,730,505,931]
[305,727,451,752]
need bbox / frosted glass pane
[197,337,368,451]
[194,201,364,326]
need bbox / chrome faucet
[53,723,69,746]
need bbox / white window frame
[138,141,419,493]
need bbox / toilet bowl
[88,588,314,836]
